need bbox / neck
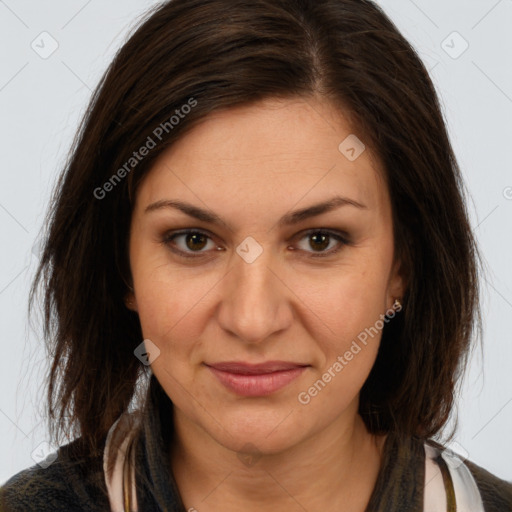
[169,404,387,512]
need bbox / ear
[124,291,138,312]
[386,258,407,310]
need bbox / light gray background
[1,0,511,484]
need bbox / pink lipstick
[205,361,309,397]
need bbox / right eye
[162,229,222,258]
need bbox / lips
[205,361,309,396]
[208,361,308,374]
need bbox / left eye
[294,230,348,256]
[162,229,349,258]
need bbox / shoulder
[0,439,109,512]
[425,438,512,511]
[464,458,512,512]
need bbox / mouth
[205,361,310,397]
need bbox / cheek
[298,264,388,343]
[294,265,390,401]
[296,276,385,415]
[132,264,231,379]
[136,281,203,342]
[131,253,190,335]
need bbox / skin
[126,96,405,511]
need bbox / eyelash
[161,229,350,259]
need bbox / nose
[216,246,294,344]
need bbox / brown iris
[185,233,208,251]
[309,232,330,252]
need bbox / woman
[1,0,511,510]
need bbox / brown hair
[30,0,482,456]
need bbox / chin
[219,427,304,458]
[203,405,311,456]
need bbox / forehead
[135,97,389,221]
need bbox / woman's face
[127,96,404,455]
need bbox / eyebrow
[144,195,367,229]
